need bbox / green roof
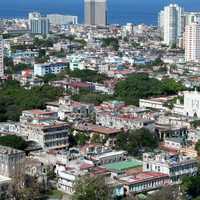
[103,159,142,171]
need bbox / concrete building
[20,109,69,150]
[143,152,198,183]
[185,22,200,62]
[158,10,164,31]
[0,36,4,78]
[47,14,78,25]
[185,12,200,26]
[160,4,184,46]
[84,0,107,26]
[0,146,26,179]
[34,62,67,77]
[118,172,170,194]
[30,17,50,35]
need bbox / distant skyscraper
[84,0,107,26]
[47,14,78,25]
[185,22,200,62]
[0,36,4,78]
[160,4,184,46]
[30,17,50,35]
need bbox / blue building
[34,62,67,77]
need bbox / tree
[148,185,183,200]
[73,175,112,200]
[0,135,28,150]
[102,37,119,51]
[75,133,90,146]
[116,128,158,156]
[0,81,63,122]
[114,74,184,105]
[114,73,162,105]
[161,79,185,95]
[182,175,200,199]
[195,140,200,156]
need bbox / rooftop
[103,159,142,171]
[0,145,24,155]
[119,172,169,185]
[0,175,11,184]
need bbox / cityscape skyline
[0,0,200,25]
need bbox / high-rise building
[185,22,200,62]
[30,17,50,35]
[28,12,41,25]
[84,0,107,26]
[160,4,184,46]
[0,36,4,78]
[184,12,200,26]
[47,14,78,25]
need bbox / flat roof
[0,175,11,184]
[103,159,142,171]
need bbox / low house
[118,172,170,194]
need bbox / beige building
[185,22,200,62]
[0,36,4,78]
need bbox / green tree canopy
[115,74,185,105]
[73,175,112,200]
[0,81,63,122]
[116,128,158,156]
[0,135,28,150]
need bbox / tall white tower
[161,4,184,46]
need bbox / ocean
[0,0,200,25]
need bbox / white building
[161,4,184,46]
[34,62,67,77]
[0,36,4,78]
[30,17,50,35]
[143,152,198,183]
[69,55,86,71]
[20,109,69,150]
[185,22,200,62]
[184,90,200,117]
[158,10,164,31]
[47,14,78,25]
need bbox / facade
[158,10,164,31]
[184,90,200,117]
[161,4,184,46]
[96,100,154,131]
[185,22,200,62]
[90,150,127,166]
[84,0,107,26]
[47,14,78,25]
[46,96,94,121]
[30,17,50,35]
[185,12,200,26]
[143,152,198,183]
[164,137,184,150]
[0,146,26,179]
[20,109,69,150]
[0,36,4,78]
[34,62,67,77]
[119,172,170,194]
